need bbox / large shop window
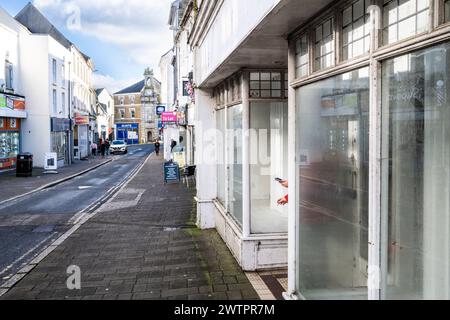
[297,67,369,299]
[381,42,450,300]
[51,132,67,161]
[342,0,370,60]
[227,105,243,225]
[216,108,226,205]
[250,101,289,234]
[0,131,19,160]
[382,0,429,45]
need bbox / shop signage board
[74,114,89,125]
[164,161,180,184]
[0,94,26,110]
[173,152,186,168]
[0,94,6,108]
[44,152,58,171]
[161,112,178,123]
[156,106,166,115]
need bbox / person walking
[91,141,98,157]
[100,140,106,158]
[105,139,111,156]
[154,140,161,156]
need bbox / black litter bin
[16,153,33,177]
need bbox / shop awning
[198,0,334,87]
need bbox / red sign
[161,112,178,123]
[74,114,89,125]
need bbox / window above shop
[342,0,371,60]
[249,72,284,98]
[295,34,309,78]
[119,109,125,118]
[382,0,429,45]
[4,61,13,90]
[314,18,335,71]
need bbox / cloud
[92,73,141,94]
[33,0,174,79]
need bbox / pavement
[0,144,154,288]
[0,154,259,300]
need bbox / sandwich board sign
[164,161,180,184]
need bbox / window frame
[313,17,336,71]
[52,89,57,115]
[119,109,125,119]
[52,59,57,85]
[381,0,431,46]
[342,0,372,61]
[4,61,13,90]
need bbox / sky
[0,0,174,93]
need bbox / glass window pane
[446,0,450,23]
[250,72,260,81]
[297,67,370,300]
[353,17,365,40]
[271,90,281,97]
[381,41,450,300]
[343,6,353,26]
[445,0,450,22]
[271,73,281,81]
[384,1,398,27]
[250,81,260,90]
[261,81,271,90]
[250,90,260,98]
[216,109,226,205]
[398,0,416,20]
[353,0,364,20]
[384,23,398,44]
[417,0,429,11]
[343,26,352,45]
[227,105,243,225]
[261,90,271,98]
[250,101,288,234]
[416,9,428,34]
[323,19,332,37]
[315,25,322,42]
[261,72,271,81]
[398,15,416,40]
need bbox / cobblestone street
[0,155,259,300]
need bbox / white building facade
[184,0,450,300]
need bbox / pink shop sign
[161,112,178,123]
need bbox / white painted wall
[20,34,70,167]
[159,50,175,106]
[195,0,281,84]
[0,8,21,93]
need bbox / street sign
[156,106,166,115]
[164,161,180,184]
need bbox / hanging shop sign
[156,106,166,115]
[51,118,71,132]
[161,112,178,123]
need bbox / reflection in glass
[227,105,243,225]
[297,67,369,299]
[216,109,226,205]
[381,42,450,300]
[250,101,288,234]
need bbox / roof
[15,3,91,62]
[114,80,145,95]
[95,88,105,96]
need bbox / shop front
[211,70,289,270]
[74,113,89,160]
[116,123,139,145]
[50,117,70,167]
[0,93,26,170]
[285,0,450,300]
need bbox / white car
[110,140,128,154]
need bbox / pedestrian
[154,140,161,156]
[170,139,177,152]
[91,141,97,157]
[105,139,111,156]
[100,140,106,158]
[276,179,289,206]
